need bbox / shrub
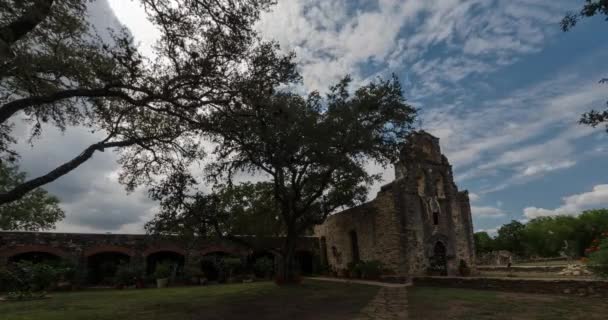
[253,257,274,278]
[587,232,608,278]
[222,257,243,280]
[153,262,172,279]
[0,261,62,299]
[114,263,142,287]
[357,260,384,279]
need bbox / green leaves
[0,161,64,230]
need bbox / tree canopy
[0,0,291,205]
[0,161,63,230]
[145,177,284,242]
[474,210,608,259]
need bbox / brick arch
[200,245,246,257]
[143,245,187,257]
[0,245,69,259]
[84,245,134,257]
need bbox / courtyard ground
[3,281,608,320]
[409,286,608,320]
[0,280,379,320]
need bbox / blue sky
[252,0,608,235]
[14,0,608,234]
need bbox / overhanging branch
[0,137,144,205]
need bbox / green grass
[409,286,608,320]
[0,280,379,320]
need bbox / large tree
[0,161,63,230]
[0,0,291,205]
[561,1,608,130]
[202,75,417,281]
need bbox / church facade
[314,131,476,277]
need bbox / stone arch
[143,245,187,257]
[200,245,244,257]
[146,250,185,276]
[0,245,69,261]
[86,251,131,285]
[84,245,133,258]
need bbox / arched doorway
[87,252,130,285]
[146,251,185,277]
[430,241,447,276]
[249,251,275,278]
[295,250,314,276]
[8,252,61,265]
[201,251,235,283]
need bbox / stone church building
[314,131,476,277]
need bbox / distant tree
[522,216,580,257]
[561,1,608,131]
[495,220,526,256]
[203,75,417,282]
[0,0,289,205]
[0,162,63,230]
[473,232,495,256]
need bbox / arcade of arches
[0,233,318,285]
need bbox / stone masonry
[314,131,476,278]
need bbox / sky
[10,0,608,235]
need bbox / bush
[0,261,62,299]
[587,232,608,278]
[357,260,384,279]
[222,257,243,281]
[153,262,172,279]
[253,257,274,278]
[114,263,142,287]
[345,260,384,279]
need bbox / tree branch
[0,136,146,205]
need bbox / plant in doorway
[153,262,172,288]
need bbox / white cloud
[472,206,506,218]
[475,227,498,236]
[468,192,480,203]
[523,184,608,219]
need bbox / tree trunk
[279,225,299,284]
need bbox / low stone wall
[478,266,564,273]
[413,276,608,297]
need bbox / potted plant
[153,262,172,288]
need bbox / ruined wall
[315,131,476,277]
[313,184,406,275]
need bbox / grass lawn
[0,280,379,320]
[409,286,608,320]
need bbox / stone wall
[413,276,608,297]
[313,184,406,275]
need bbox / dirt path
[354,286,409,319]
